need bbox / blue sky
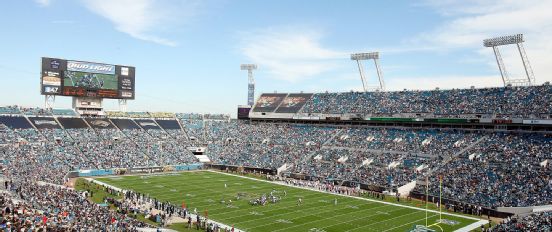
[1,0,551,115]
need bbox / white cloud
[416,0,552,84]
[242,2,552,91]
[239,27,347,82]
[35,0,52,7]
[82,0,198,46]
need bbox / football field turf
[96,171,482,232]
[63,71,118,90]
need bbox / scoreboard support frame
[118,99,128,112]
[44,95,56,109]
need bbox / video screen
[238,106,251,119]
[275,93,313,113]
[41,57,135,99]
[63,71,118,90]
[252,93,287,112]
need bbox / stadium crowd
[0,94,551,230]
[1,181,150,231]
[491,211,552,232]
[327,127,483,156]
[0,118,202,230]
[300,85,552,118]
[418,133,552,208]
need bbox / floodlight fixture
[350,52,384,92]
[351,52,379,60]
[240,64,257,70]
[483,34,524,47]
[483,34,535,86]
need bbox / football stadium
[1,1,552,232]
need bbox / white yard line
[454,220,489,232]
[144,181,327,215]
[218,193,351,220]
[209,170,488,232]
[183,190,326,217]
[86,177,124,192]
[380,214,439,232]
[343,210,435,232]
[269,204,410,232]
[326,207,426,232]
[93,170,488,232]
[246,202,391,231]
[91,177,244,232]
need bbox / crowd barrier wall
[409,191,513,218]
[73,163,204,177]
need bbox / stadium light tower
[351,52,385,92]
[241,64,257,106]
[483,34,535,86]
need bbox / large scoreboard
[41,57,135,99]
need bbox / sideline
[90,176,244,232]
[86,177,124,192]
[208,170,489,232]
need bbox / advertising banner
[67,60,115,74]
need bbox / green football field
[96,171,483,232]
[63,71,118,90]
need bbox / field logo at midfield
[409,225,436,232]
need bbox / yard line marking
[380,214,439,232]
[269,205,414,232]
[342,210,432,232]
[208,170,488,232]
[235,200,379,227]
[246,203,396,231]
[93,170,487,232]
[177,191,325,214]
